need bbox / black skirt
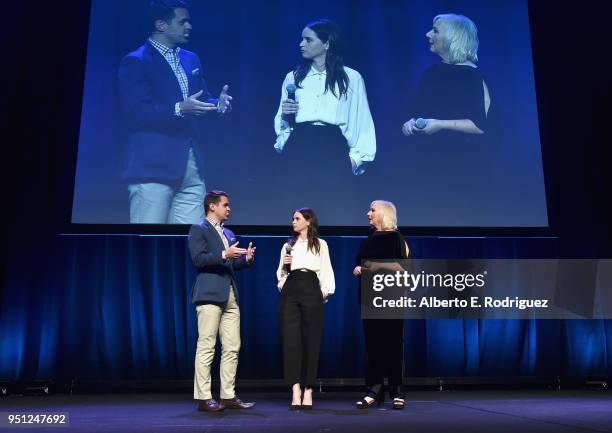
[282,123,352,175]
[277,122,362,222]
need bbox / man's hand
[218,84,233,114]
[353,266,362,277]
[225,241,247,259]
[179,90,218,116]
[246,242,256,262]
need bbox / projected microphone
[285,83,297,127]
[415,118,428,129]
[284,244,293,274]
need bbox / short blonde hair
[434,14,479,63]
[371,200,398,230]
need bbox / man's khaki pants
[194,290,240,400]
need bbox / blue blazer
[188,220,251,304]
[117,41,217,182]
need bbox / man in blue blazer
[117,0,232,224]
[188,190,256,412]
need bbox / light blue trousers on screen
[128,148,205,224]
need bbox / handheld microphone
[284,244,293,273]
[415,118,428,129]
[285,83,297,127]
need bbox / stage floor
[1,390,611,432]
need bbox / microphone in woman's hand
[286,84,297,127]
[415,118,428,129]
[284,244,293,273]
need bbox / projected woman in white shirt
[276,208,335,410]
[274,19,376,176]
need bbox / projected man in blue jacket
[118,0,232,224]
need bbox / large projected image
[71,0,548,227]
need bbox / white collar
[307,65,327,77]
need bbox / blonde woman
[402,14,495,144]
[353,200,409,410]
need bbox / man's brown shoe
[220,396,255,409]
[197,399,225,412]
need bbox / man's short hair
[204,190,228,214]
[149,0,190,30]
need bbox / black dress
[411,62,500,146]
[402,62,501,223]
[356,230,408,399]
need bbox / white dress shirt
[276,238,335,297]
[273,66,376,175]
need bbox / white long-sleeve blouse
[276,238,335,297]
[274,66,376,175]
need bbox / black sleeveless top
[356,230,408,265]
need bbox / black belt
[295,121,335,129]
[289,268,317,275]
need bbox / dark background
[1,0,611,384]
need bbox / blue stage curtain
[1,235,611,382]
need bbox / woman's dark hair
[289,208,321,255]
[294,19,349,99]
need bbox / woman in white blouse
[276,208,335,410]
[273,19,376,218]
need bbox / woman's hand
[418,118,444,135]
[353,266,362,277]
[283,254,293,265]
[403,118,445,136]
[401,118,417,136]
[282,99,299,115]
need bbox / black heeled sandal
[392,397,405,410]
[356,393,384,409]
